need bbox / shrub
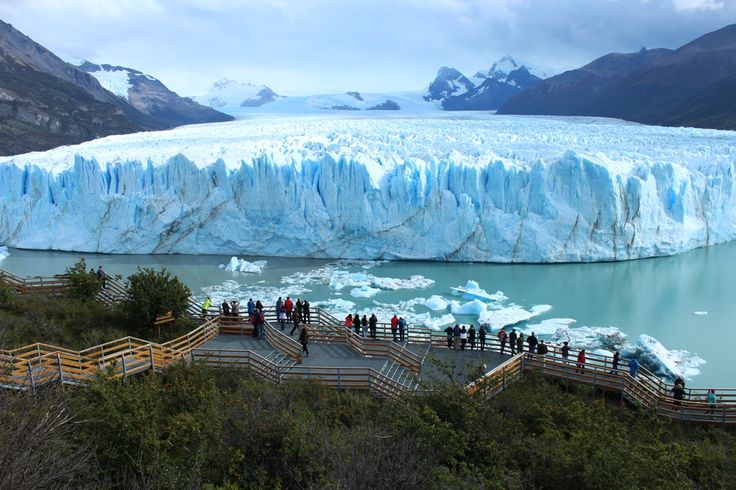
[121,267,191,337]
[64,258,101,300]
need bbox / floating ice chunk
[415,313,456,330]
[371,274,435,290]
[424,295,448,311]
[591,348,614,358]
[315,298,357,317]
[450,280,506,302]
[0,246,8,260]
[479,304,550,330]
[223,256,266,273]
[350,285,380,298]
[449,299,488,316]
[525,318,576,336]
[551,325,626,351]
[625,334,706,380]
[694,311,708,315]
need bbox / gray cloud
[0,0,733,95]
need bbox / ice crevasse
[0,115,735,262]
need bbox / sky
[0,0,734,96]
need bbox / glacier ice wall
[0,115,735,262]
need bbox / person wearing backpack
[497,327,508,354]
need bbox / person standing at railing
[221,299,231,317]
[479,324,487,351]
[284,296,293,317]
[345,314,353,332]
[296,299,304,323]
[706,389,717,418]
[509,328,517,355]
[497,327,508,355]
[255,308,266,340]
[527,331,538,354]
[391,315,399,342]
[304,300,311,323]
[231,300,240,317]
[399,317,407,342]
[453,324,461,350]
[611,350,620,373]
[361,315,368,336]
[517,332,524,354]
[628,357,640,378]
[278,308,287,331]
[460,325,468,350]
[202,296,212,319]
[247,298,255,322]
[576,349,586,373]
[353,313,361,336]
[537,340,548,356]
[369,314,378,339]
[672,382,685,408]
[445,325,454,349]
[561,341,570,363]
[276,296,283,316]
[299,325,310,357]
[468,324,476,350]
[96,265,108,289]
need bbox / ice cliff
[0,115,735,262]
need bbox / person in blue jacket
[628,357,640,378]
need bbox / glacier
[0,114,735,262]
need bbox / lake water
[1,242,732,387]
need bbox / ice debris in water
[451,280,506,302]
[350,286,381,298]
[623,334,705,380]
[222,257,267,273]
[449,299,488,316]
[479,304,551,330]
[0,246,8,260]
[424,295,448,311]
[694,311,708,315]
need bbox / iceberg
[479,304,551,330]
[223,257,266,273]
[350,285,380,298]
[449,299,488,315]
[424,295,448,311]
[1,115,735,262]
[624,334,705,380]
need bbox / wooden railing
[192,348,409,399]
[0,269,69,295]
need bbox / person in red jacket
[284,297,293,315]
[390,315,399,342]
[497,327,508,355]
[576,349,586,373]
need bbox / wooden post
[56,353,64,384]
[122,355,128,378]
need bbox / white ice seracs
[1,114,736,262]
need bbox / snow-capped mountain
[1,114,734,263]
[77,61,232,127]
[191,78,283,111]
[425,55,544,110]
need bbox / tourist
[221,299,230,317]
[561,341,570,362]
[445,325,454,349]
[247,298,255,322]
[230,300,240,317]
[674,375,686,390]
[497,327,508,355]
[509,328,518,355]
[390,315,399,342]
[628,357,640,378]
[537,340,548,356]
[517,332,524,354]
[255,299,263,311]
[460,325,468,350]
[576,349,586,373]
[278,308,287,331]
[453,324,461,350]
[96,265,108,288]
[707,389,717,417]
[398,317,407,342]
[361,315,368,336]
[478,324,487,351]
[284,296,293,316]
[303,300,311,323]
[468,324,476,350]
[299,325,310,357]
[611,350,620,373]
[345,314,353,331]
[290,309,300,336]
[276,296,283,316]
[672,382,685,408]
[255,308,266,340]
[353,313,361,336]
[202,296,212,319]
[527,331,538,354]
[296,299,304,323]
[369,314,378,339]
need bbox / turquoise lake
[1,241,732,387]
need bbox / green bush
[64,258,102,300]
[121,267,191,337]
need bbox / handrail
[263,320,303,363]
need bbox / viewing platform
[1,268,734,425]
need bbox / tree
[64,258,101,300]
[122,267,190,335]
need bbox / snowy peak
[193,78,283,110]
[76,60,232,127]
[427,56,544,110]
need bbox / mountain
[77,62,233,127]
[192,78,284,111]
[0,19,141,155]
[1,116,734,262]
[499,24,736,130]
[424,56,544,110]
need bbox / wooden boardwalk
[1,268,734,423]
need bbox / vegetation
[65,258,102,301]
[0,367,734,489]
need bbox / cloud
[0,0,733,95]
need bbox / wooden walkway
[1,268,734,423]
